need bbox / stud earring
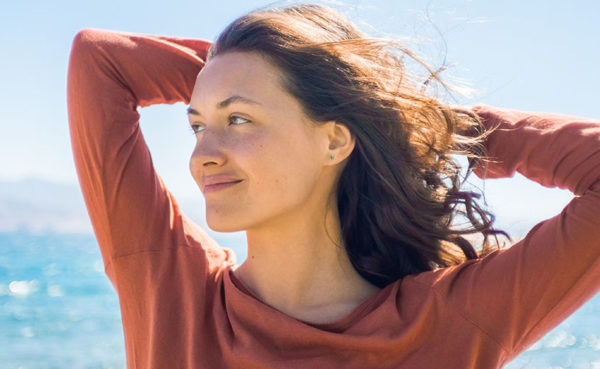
[330,155,335,160]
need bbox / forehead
[192,51,286,101]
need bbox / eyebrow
[186,95,263,116]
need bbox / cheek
[248,131,319,198]
[239,134,282,188]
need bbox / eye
[189,124,204,135]
[189,115,250,135]
[229,115,251,125]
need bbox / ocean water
[1,232,598,369]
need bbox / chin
[206,215,245,233]
[207,223,243,233]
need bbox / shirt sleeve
[66,28,234,285]
[432,105,600,363]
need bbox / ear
[324,121,355,165]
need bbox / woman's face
[188,51,338,232]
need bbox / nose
[189,130,227,173]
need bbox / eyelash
[189,115,251,135]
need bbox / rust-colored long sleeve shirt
[66,28,600,369]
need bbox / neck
[233,197,380,323]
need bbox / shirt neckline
[226,267,397,332]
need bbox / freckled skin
[187,51,380,320]
[188,51,336,233]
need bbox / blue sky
[1,0,598,235]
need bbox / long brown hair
[208,4,507,288]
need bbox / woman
[66,4,600,369]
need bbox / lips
[201,175,243,193]
[203,180,243,193]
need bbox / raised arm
[66,29,232,284]
[433,105,600,363]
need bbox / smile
[203,180,243,193]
